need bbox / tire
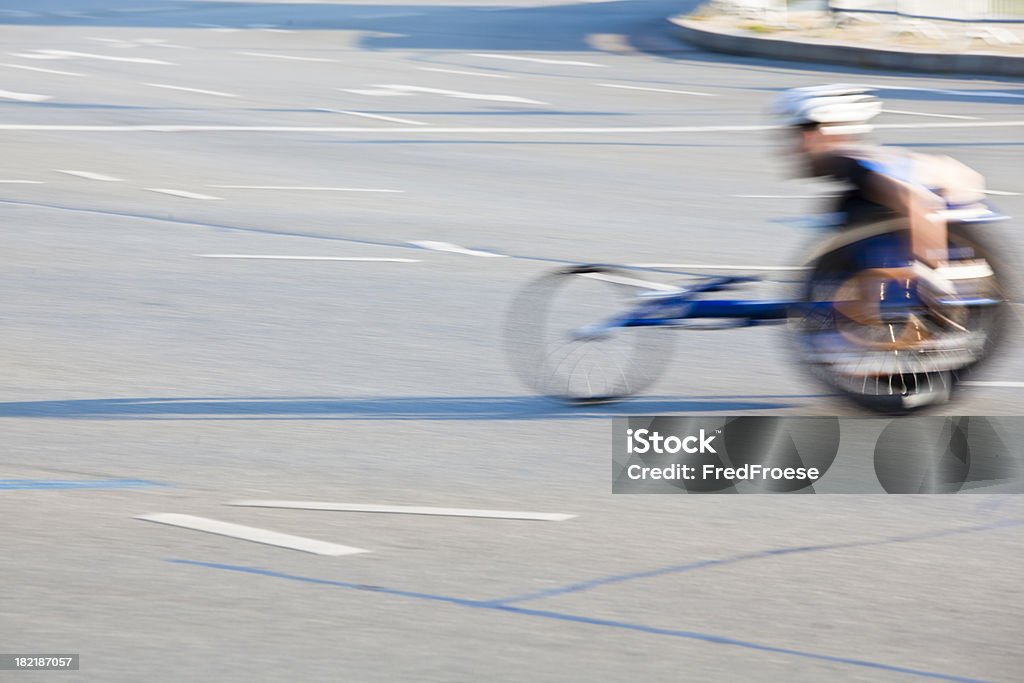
[503,266,676,403]
[791,223,1008,414]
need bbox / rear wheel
[504,266,676,402]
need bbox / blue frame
[577,206,1008,339]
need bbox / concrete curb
[669,16,1024,77]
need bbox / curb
[669,16,1024,77]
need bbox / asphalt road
[1,1,1022,681]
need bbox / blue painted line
[0,199,745,280]
[489,519,1024,605]
[0,479,165,490]
[167,560,484,608]
[488,605,990,683]
[170,558,990,683]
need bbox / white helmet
[773,84,882,135]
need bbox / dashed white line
[210,185,403,192]
[228,501,576,521]
[340,88,410,97]
[960,381,1024,388]
[882,108,979,121]
[0,179,43,184]
[136,513,370,556]
[198,255,420,262]
[983,190,1022,196]
[416,67,512,79]
[2,63,83,76]
[144,83,237,98]
[9,50,175,65]
[371,84,547,105]
[0,89,51,102]
[470,53,605,67]
[146,188,221,200]
[56,170,124,182]
[409,240,507,258]
[598,83,716,97]
[236,51,337,63]
[321,107,427,125]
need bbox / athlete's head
[773,85,882,176]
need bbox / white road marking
[371,84,547,105]
[7,121,1024,134]
[228,501,576,521]
[0,123,771,133]
[983,189,1022,196]
[198,255,420,262]
[340,88,410,97]
[136,513,370,556]
[135,38,189,50]
[0,179,42,184]
[470,53,605,67]
[236,51,337,63]
[86,36,189,51]
[321,107,427,125]
[960,381,1024,388]
[580,272,681,291]
[144,83,237,98]
[246,24,294,33]
[9,50,175,65]
[882,108,979,121]
[210,185,403,192]
[416,67,512,79]
[598,83,715,97]
[0,89,51,102]
[146,188,221,200]
[628,263,809,271]
[2,63,83,76]
[410,240,506,258]
[734,194,833,199]
[194,23,239,32]
[56,170,124,182]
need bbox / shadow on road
[1,0,700,52]
[9,0,1024,90]
[0,394,806,419]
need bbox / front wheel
[503,266,676,403]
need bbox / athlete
[772,84,992,309]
